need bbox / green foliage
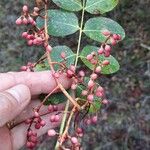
[37,10,79,37]
[35,46,76,71]
[85,0,119,14]
[80,45,120,74]
[52,0,82,11]
[83,17,125,42]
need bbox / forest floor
[0,0,149,150]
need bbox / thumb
[0,84,31,127]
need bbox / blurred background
[0,0,149,149]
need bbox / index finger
[0,71,71,95]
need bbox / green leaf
[80,45,120,74]
[85,0,119,14]
[37,10,79,37]
[39,91,68,105]
[34,46,76,71]
[52,0,82,12]
[83,17,125,42]
[89,99,101,113]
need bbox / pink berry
[105,45,111,52]
[79,70,85,77]
[95,66,101,73]
[48,105,53,112]
[102,30,111,36]
[92,116,98,124]
[40,120,46,127]
[66,69,74,78]
[22,32,28,38]
[70,65,76,72]
[30,136,37,143]
[110,37,117,45]
[53,105,58,111]
[102,60,110,66]
[16,18,22,25]
[88,80,94,88]
[76,128,83,134]
[48,129,56,137]
[86,54,93,61]
[53,72,60,78]
[27,40,33,46]
[20,65,27,71]
[102,99,109,104]
[71,137,78,144]
[22,18,28,25]
[87,94,94,102]
[90,73,98,80]
[104,51,110,57]
[22,5,28,13]
[34,111,39,118]
[34,7,40,12]
[50,115,55,122]
[25,118,31,124]
[71,84,77,90]
[60,52,66,59]
[46,45,52,52]
[81,90,88,96]
[98,47,104,55]
[54,115,60,122]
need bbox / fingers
[11,112,63,150]
[0,71,72,95]
[0,84,31,127]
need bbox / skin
[0,71,72,150]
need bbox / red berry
[35,123,41,129]
[20,66,27,71]
[110,37,117,45]
[27,40,33,46]
[22,18,28,25]
[81,90,88,96]
[34,7,40,12]
[86,54,93,61]
[92,116,98,124]
[34,111,39,118]
[79,70,85,77]
[90,73,98,80]
[40,120,46,127]
[50,115,55,122]
[54,115,60,122]
[71,84,77,90]
[48,105,53,112]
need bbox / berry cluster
[15,2,122,150]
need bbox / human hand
[0,71,71,150]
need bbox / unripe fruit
[102,60,110,66]
[71,137,78,144]
[22,5,28,13]
[48,129,56,137]
[95,66,101,73]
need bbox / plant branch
[74,0,86,68]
